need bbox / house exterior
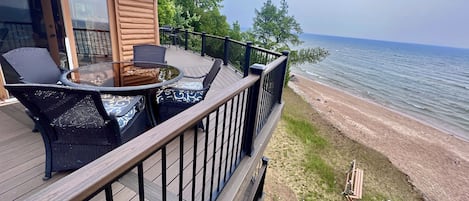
[0,1,287,200]
[0,0,161,100]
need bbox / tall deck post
[279,51,289,103]
[223,36,230,65]
[243,42,252,77]
[242,63,265,156]
[184,30,189,50]
[201,32,206,57]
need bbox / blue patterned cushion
[100,94,144,129]
[156,88,205,104]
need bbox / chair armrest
[183,74,206,79]
[166,86,209,93]
[58,67,69,73]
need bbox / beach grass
[282,113,335,192]
[263,87,424,201]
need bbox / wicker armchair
[5,84,151,180]
[156,59,222,126]
[1,47,70,132]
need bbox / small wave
[410,103,426,110]
[400,99,429,111]
[305,71,327,80]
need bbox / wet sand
[288,74,469,201]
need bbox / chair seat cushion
[100,94,144,129]
[156,88,205,104]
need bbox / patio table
[60,61,184,126]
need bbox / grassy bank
[263,87,423,201]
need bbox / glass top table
[60,61,184,126]
[60,61,183,95]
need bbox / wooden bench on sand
[342,160,364,201]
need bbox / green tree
[198,9,229,36]
[174,0,227,34]
[158,0,199,28]
[251,0,329,84]
[228,21,242,41]
[157,0,177,26]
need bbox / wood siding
[113,0,160,61]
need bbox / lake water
[292,33,469,140]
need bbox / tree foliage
[228,21,242,41]
[199,9,229,36]
[251,0,329,83]
[158,0,328,85]
[252,0,302,50]
[158,0,199,29]
[173,0,228,34]
[157,0,177,26]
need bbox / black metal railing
[30,54,288,200]
[28,28,288,201]
[160,27,283,77]
[254,51,289,134]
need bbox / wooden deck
[0,47,243,200]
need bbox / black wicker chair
[133,44,167,66]
[1,47,67,84]
[5,84,151,180]
[156,59,222,126]
[1,47,70,132]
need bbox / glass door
[0,0,67,100]
[70,0,112,66]
[0,0,66,61]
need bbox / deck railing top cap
[250,63,267,70]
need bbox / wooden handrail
[259,55,288,75]
[27,75,259,201]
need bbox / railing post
[172,29,177,46]
[279,51,290,103]
[201,32,206,57]
[242,63,265,156]
[184,30,189,50]
[243,42,253,77]
[223,36,230,65]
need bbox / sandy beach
[288,74,469,201]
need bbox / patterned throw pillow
[156,88,205,104]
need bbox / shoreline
[288,73,469,201]
[293,72,469,142]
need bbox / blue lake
[292,33,469,140]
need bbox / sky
[220,0,469,49]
